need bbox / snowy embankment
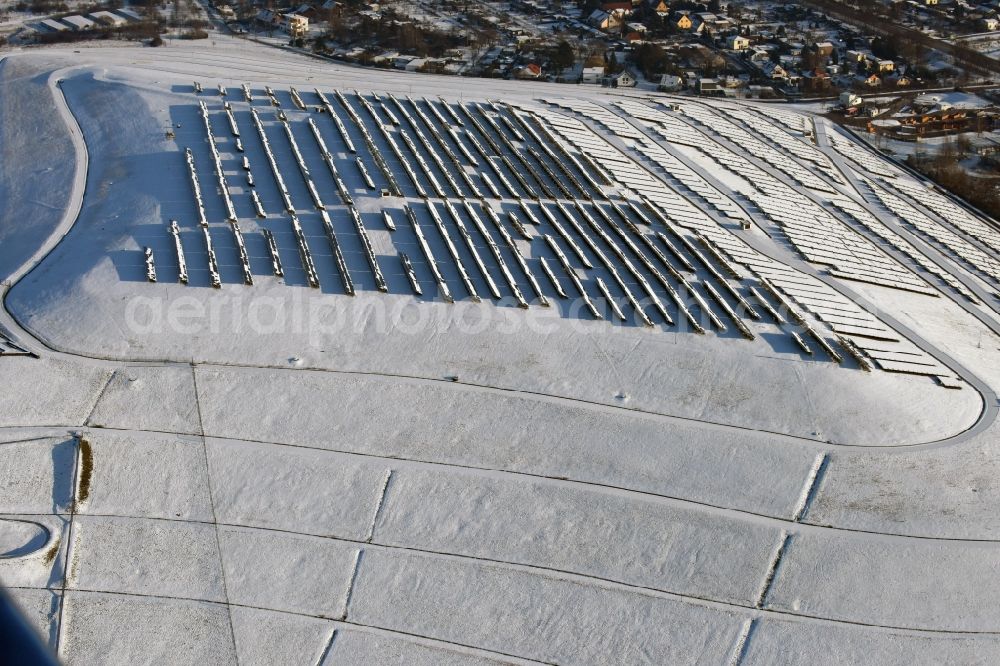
[0,56,80,284]
[2,67,982,447]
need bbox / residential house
[760,61,788,79]
[590,9,629,30]
[802,69,832,91]
[658,73,683,91]
[256,9,308,35]
[285,13,308,37]
[589,10,611,27]
[516,63,543,79]
[671,11,693,31]
[727,35,751,50]
[839,91,862,107]
[650,0,670,15]
[611,70,636,87]
[811,41,835,57]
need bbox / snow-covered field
[2,36,1000,664]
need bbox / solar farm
[2,37,1000,665]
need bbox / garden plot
[347,548,746,665]
[84,364,200,435]
[68,515,225,601]
[217,526,359,618]
[229,607,332,666]
[743,618,1000,665]
[0,436,75,514]
[0,358,111,428]
[196,369,821,518]
[58,592,237,664]
[72,431,213,522]
[322,626,522,666]
[374,467,782,605]
[809,421,1000,540]
[206,437,390,539]
[764,530,1000,632]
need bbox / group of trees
[870,34,927,63]
[907,139,1000,220]
[630,42,670,78]
[321,7,499,59]
[797,0,1000,78]
[549,39,575,72]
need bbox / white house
[611,71,636,87]
[726,35,750,50]
[284,13,308,36]
[839,91,862,107]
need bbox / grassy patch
[77,437,93,506]
[42,538,60,566]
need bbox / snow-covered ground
[2,35,1000,664]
